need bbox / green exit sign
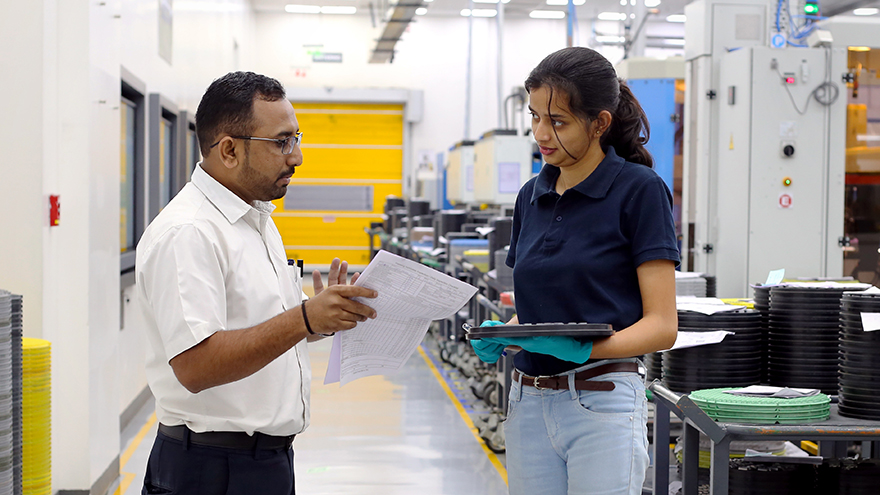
[804,2,819,14]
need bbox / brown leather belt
[513,362,639,392]
[158,423,294,451]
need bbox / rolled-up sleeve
[138,225,227,362]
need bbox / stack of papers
[724,385,821,399]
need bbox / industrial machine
[472,130,534,205]
[681,0,857,297]
[446,140,475,205]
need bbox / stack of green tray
[689,388,830,424]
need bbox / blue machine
[627,78,677,194]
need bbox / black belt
[513,362,639,392]
[158,423,294,451]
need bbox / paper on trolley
[324,250,478,385]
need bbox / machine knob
[783,144,795,157]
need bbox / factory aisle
[114,337,509,495]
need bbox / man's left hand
[313,258,360,295]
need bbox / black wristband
[301,301,315,335]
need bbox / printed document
[324,250,478,385]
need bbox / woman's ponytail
[603,80,653,168]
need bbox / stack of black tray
[767,285,868,395]
[644,352,662,382]
[838,291,880,420]
[662,309,762,393]
[752,285,771,384]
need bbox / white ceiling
[252,0,693,20]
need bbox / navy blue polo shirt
[506,146,680,376]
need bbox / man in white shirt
[136,71,378,495]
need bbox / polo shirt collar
[191,164,276,225]
[531,146,627,204]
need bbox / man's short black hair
[195,72,286,157]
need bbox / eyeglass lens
[282,132,302,154]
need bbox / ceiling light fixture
[530,10,566,18]
[415,7,427,14]
[321,6,357,14]
[598,12,627,20]
[853,7,879,15]
[285,4,321,13]
[666,14,686,22]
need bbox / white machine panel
[446,142,475,204]
[473,132,534,204]
[715,46,846,296]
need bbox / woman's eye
[552,120,563,127]
[529,113,539,120]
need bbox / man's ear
[216,136,240,170]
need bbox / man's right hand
[302,284,377,335]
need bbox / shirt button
[556,216,562,221]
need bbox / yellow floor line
[418,346,508,485]
[114,411,157,495]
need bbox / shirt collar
[530,146,627,204]
[191,163,276,225]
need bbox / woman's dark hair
[195,71,287,157]
[524,47,653,167]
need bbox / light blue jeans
[504,359,649,495]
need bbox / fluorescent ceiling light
[645,0,661,6]
[598,12,627,20]
[461,8,497,16]
[530,10,566,18]
[853,7,878,15]
[546,0,585,5]
[596,35,625,43]
[415,7,427,14]
[286,4,321,13]
[666,14,686,22]
[474,0,511,3]
[849,46,871,51]
[664,38,685,45]
[423,0,433,2]
[620,0,626,4]
[321,5,356,14]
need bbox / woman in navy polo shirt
[472,47,679,494]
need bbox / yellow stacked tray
[21,339,49,495]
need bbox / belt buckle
[533,375,549,390]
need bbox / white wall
[0,0,255,492]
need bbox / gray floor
[115,337,508,495]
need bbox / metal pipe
[496,0,504,129]
[464,0,473,140]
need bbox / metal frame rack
[649,381,880,495]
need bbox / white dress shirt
[136,164,310,436]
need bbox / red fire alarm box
[49,195,60,226]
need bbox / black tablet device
[464,322,614,340]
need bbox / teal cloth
[481,335,593,364]
[470,320,506,363]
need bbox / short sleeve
[137,225,227,361]
[623,175,681,268]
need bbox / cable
[773,48,839,116]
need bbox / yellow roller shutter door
[272,102,404,267]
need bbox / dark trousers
[142,431,295,495]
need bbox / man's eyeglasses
[210,131,303,155]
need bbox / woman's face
[528,85,598,169]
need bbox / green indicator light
[784,178,792,186]
[804,3,819,14]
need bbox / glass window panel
[120,99,137,252]
[159,118,173,207]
